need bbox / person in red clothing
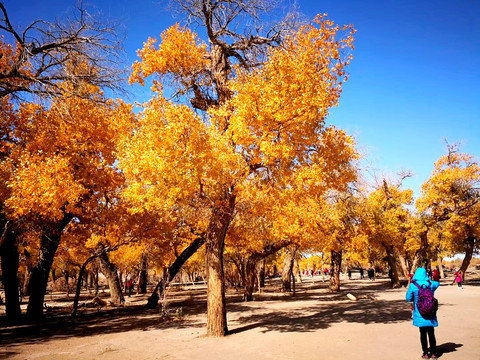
[432,268,440,282]
[454,269,463,289]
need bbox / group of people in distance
[346,267,376,280]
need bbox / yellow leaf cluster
[129,24,208,88]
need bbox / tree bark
[145,235,206,309]
[98,252,124,305]
[26,216,72,320]
[413,230,429,271]
[0,229,21,322]
[137,252,148,294]
[205,192,236,337]
[329,249,342,292]
[384,244,401,288]
[259,258,265,288]
[244,256,258,301]
[72,254,99,316]
[63,270,70,296]
[243,241,291,301]
[294,259,302,283]
[437,254,445,279]
[22,266,32,297]
[282,246,296,292]
[398,253,409,277]
[459,237,476,280]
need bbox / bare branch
[0,1,126,102]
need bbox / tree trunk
[282,246,296,292]
[98,252,124,305]
[412,230,429,271]
[294,259,302,283]
[22,267,32,297]
[205,192,236,337]
[72,254,99,316]
[0,229,21,322]
[384,244,401,288]
[145,235,206,309]
[244,256,259,301]
[63,271,70,296]
[329,249,342,292]
[459,237,476,280]
[137,252,148,294]
[26,216,71,320]
[259,258,265,288]
[437,254,445,279]
[398,253,409,277]
[94,268,99,296]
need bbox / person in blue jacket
[406,267,440,359]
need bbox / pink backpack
[412,280,438,319]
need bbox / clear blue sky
[4,0,480,199]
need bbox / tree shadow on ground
[436,342,463,357]
[0,303,204,347]
[0,279,408,345]
[229,296,411,334]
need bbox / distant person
[359,268,364,279]
[347,269,352,280]
[454,269,463,289]
[408,272,414,284]
[406,267,440,359]
[368,268,375,281]
[432,268,440,282]
[126,279,134,297]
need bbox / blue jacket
[406,267,439,327]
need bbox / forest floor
[1,272,479,360]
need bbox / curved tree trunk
[72,254,99,316]
[329,249,342,292]
[205,192,236,337]
[282,246,296,293]
[98,252,124,305]
[0,229,21,322]
[459,237,476,280]
[384,244,401,288]
[146,235,205,309]
[27,216,72,320]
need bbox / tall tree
[122,0,356,336]
[417,146,480,279]
[361,178,413,288]
[0,80,134,319]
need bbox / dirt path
[1,276,479,360]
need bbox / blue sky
[4,0,479,199]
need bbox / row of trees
[0,0,478,337]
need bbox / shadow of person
[436,342,463,357]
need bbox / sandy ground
[1,275,479,360]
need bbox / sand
[1,275,479,360]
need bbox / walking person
[454,269,463,289]
[406,267,440,359]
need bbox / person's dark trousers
[420,326,436,355]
